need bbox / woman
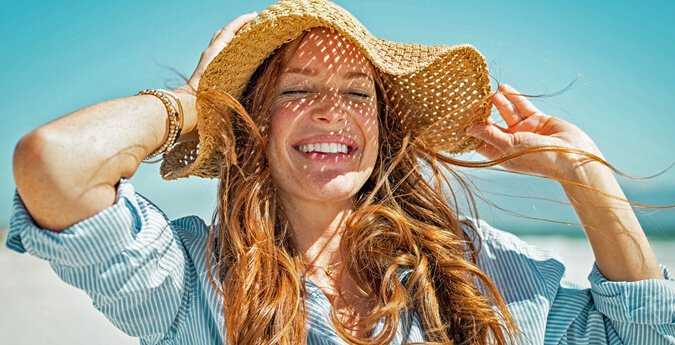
[8,0,674,344]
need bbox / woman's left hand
[468,84,602,182]
[471,84,664,281]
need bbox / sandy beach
[0,230,136,344]
[1,229,673,344]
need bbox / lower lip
[295,149,356,164]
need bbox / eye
[282,89,310,96]
[279,88,317,102]
[346,91,371,99]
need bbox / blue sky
[1,0,673,235]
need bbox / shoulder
[461,217,568,300]
[171,215,210,235]
[461,217,563,263]
[118,179,211,236]
[114,180,213,262]
[170,215,211,251]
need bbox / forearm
[13,89,197,231]
[562,162,663,281]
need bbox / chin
[302,173,371,204]
[311,181,362,202]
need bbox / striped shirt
[6,179,675,344]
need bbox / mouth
[294,143,355,155]
[291,136,359,163]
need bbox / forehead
[282,28,373,75]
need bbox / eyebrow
[282,67,374,83]
[282,67,319,77]
[344,71,374,84]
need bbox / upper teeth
[298,143,349,154]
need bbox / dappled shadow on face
[269,28,379,178]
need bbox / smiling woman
[6,0,675,344]
[190,22,520,342]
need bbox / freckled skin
[267,28,379,209]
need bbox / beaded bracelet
[136,89,184,163]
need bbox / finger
[492,91,522,128]
[213,12,258,44]
[467,123,513,153]
[210,29,223,44]
[499,84,541,118]
[475,141,503,161]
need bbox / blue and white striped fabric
[7,179,675,344]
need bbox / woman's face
[267,28,379,209]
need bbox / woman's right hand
[186,12,258,90]
[173,12,257,141]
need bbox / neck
[281,195,374,330]
[281,196,353,266]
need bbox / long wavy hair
[201,34,522,344]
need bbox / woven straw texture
[160,0,491,180]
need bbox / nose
[310,91,346,124]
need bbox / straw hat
[160,0,491,180]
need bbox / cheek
[359,105,379,147]
[354,105,379,176]
[267,112,291,174]
[268,107,298,147]
[269,108,287,136]
[269,100,311,132]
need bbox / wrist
[172,86,198,141]
[555,141,608,184]
[559,156,621,205]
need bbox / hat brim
[161,0,491,180]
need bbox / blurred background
[1,0,673,343]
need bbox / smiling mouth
[294,143,355,155]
